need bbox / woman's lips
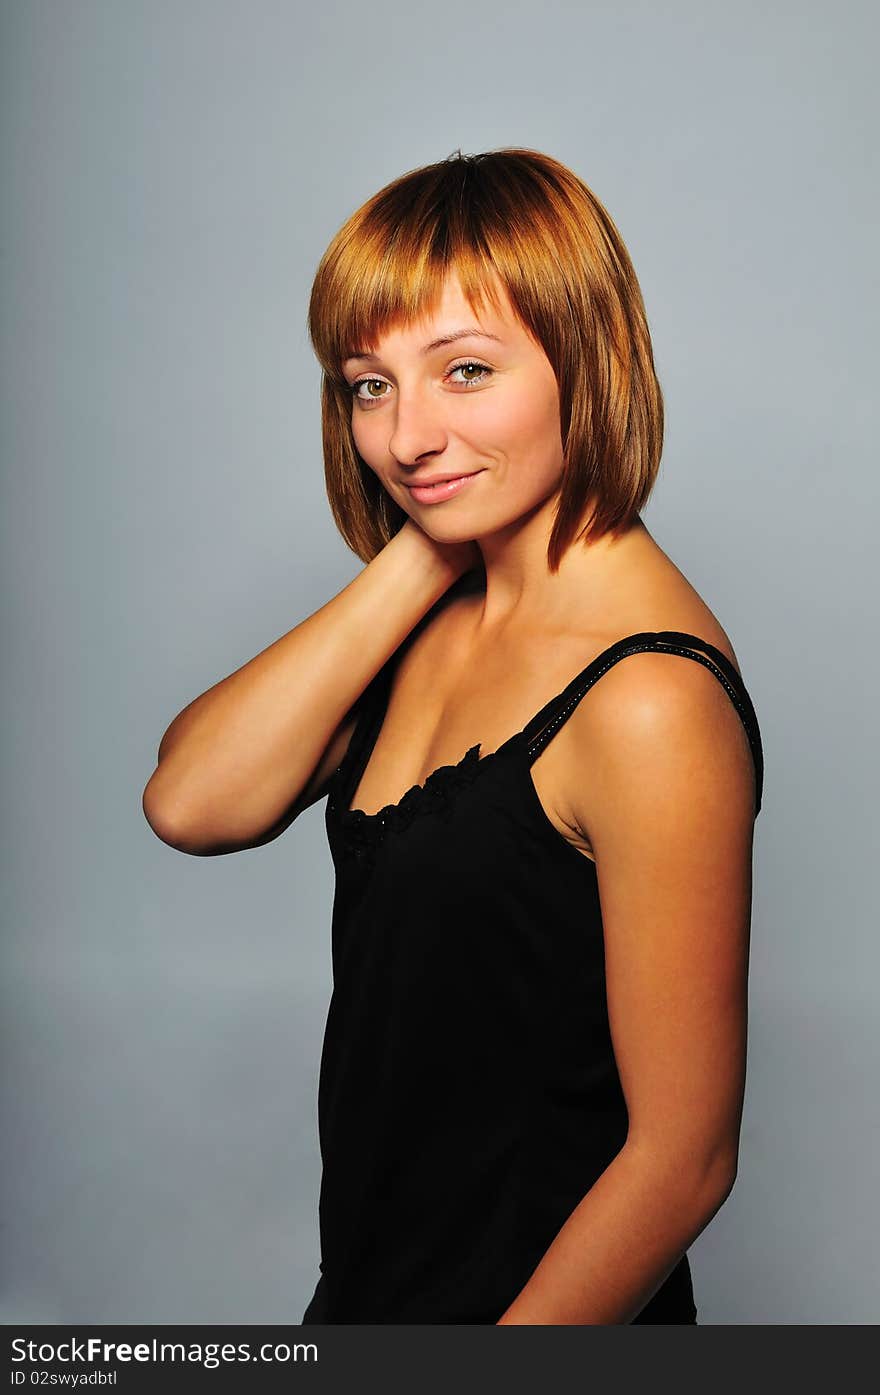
[406,470,485,505]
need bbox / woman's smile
[405,469,486,505]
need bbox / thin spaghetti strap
[521,632,764,816]
[653,630,750,696]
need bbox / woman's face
[340,270,565,544]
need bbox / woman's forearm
[143,521,471,854]
[496,1141,735,1325]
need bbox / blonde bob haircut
[308,147,664,573]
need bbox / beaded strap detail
[525,637,763,815]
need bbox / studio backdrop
[1,0,876,1324]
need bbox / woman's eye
[348,361,493,403]
[448,360,493,386]
[350,378,388,401]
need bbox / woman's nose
[387,384,448,465]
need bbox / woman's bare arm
[498,652,756,1323]
[142,522,477,856]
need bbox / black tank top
[301,582,764,1325]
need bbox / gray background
[1,0,876,1324]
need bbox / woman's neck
[473,495,650,638]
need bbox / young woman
[143,148,763,1325]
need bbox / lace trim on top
[329,734,523,861]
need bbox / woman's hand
[397,517,482,584]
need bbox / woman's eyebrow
[344,328,504,364]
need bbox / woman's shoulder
[559,605,759,838]
[569,571,751,750]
